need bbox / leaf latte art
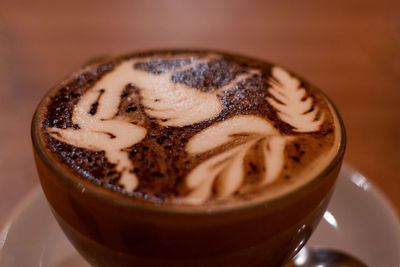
[41,50,340,207]
[185,115,292,204]
[266,67,324,132]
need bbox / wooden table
[1,0,399,227]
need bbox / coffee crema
[39,50,341,207]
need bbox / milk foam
[48,61,148,190]
[47,55,260,192]
[44,52,341,206]
[184,115,291,204]
[267,67,324,132]
[178,66,331,204]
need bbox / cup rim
[31,49,347,216]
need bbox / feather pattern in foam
[266,67,324,132]
[184,115,290,204]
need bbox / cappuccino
[39,50,340,208]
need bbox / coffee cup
[32,50,346,266]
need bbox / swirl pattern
[42,51,336,205]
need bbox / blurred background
[0,0,399,226]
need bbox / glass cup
[31,57,346,267]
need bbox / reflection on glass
[293,247,308,265]
[350,173,370,191]
[323,210,338,228]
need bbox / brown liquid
[39,50,340,207]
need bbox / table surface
[1,0,399,226]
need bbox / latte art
[267,67,324,132]
[184,115,291,204]
[41,50,340,206]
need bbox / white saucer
[1,164,399,267]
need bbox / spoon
[287,247,368,267]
